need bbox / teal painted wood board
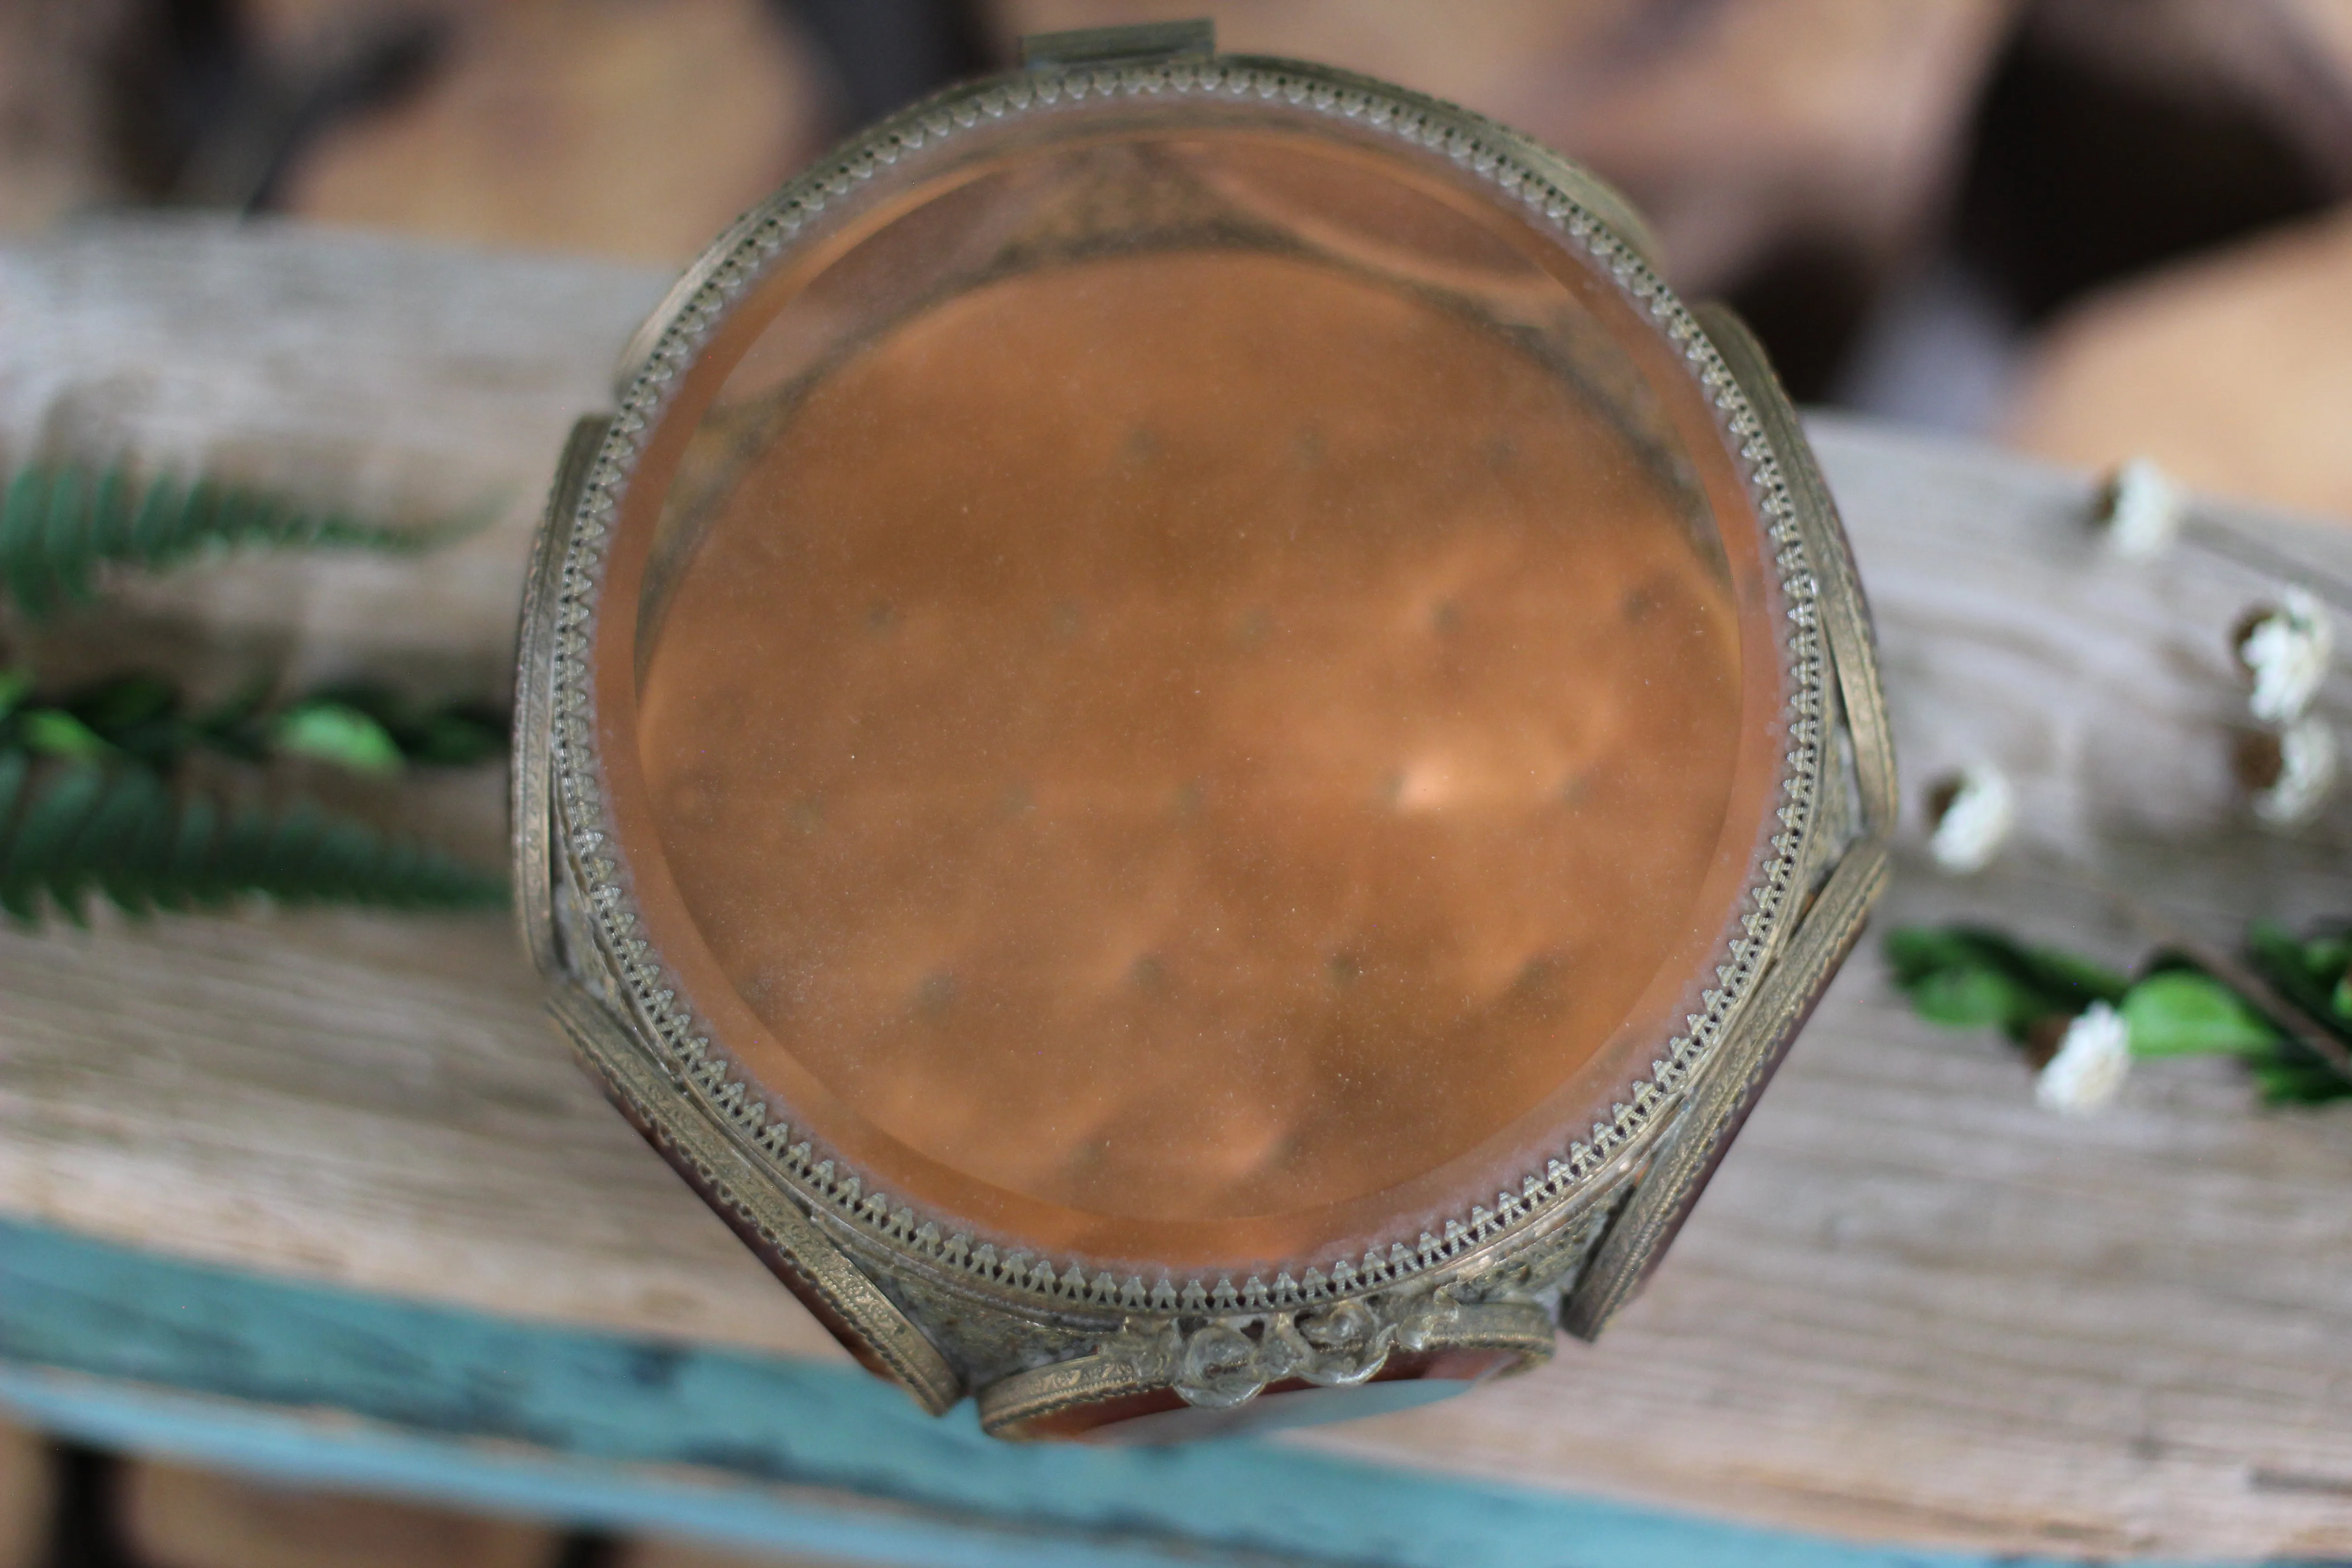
[0,1219,2238,1568]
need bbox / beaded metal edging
[546,54,1828,1322]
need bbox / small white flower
[2036,1001,2131,1114]
[2238,587,2333,725]
[1928,765,2015,874]
[2100,458,2185,560]
[2249,718,2338,830]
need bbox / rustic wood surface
[1,218,2349,1560]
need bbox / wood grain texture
[1,220,2348,1559]
[0,215,666,709]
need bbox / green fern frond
[0,759,505,926]
[1,669,508,777]
[0,461,443,620]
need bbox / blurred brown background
[5,0,2351,519]
[3,5,2350,1566]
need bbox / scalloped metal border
[542,53,1831,1322]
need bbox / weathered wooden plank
[0,216,665,702]
[0,906,839,1360]
[0,220,2347,1560]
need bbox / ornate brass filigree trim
[977,1293,1560,1438]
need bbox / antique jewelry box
[513,20,1895,1441]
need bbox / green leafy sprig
[2241,923,2352,1102]
[1887,922,2352,1105]
[0,755,502,925]
[1884,926,2127,1043]
[1,460,441,620]
[0,670,505,778]
[0,672,510,925]
[0,459,506,926]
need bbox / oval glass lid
[588,96,1792,1288]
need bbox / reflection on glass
[612,125,1774,1277]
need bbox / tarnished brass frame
[546,986,965,1412]
[518,456,965,1407]
[512,414,605,980]
[511,24,1893,1424]
[1558,306,1898,1340]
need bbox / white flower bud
[2247,718,2338,830]
[2099,458,2184,560]
[2237,587,2333,725]
[1928,765,2015,875]
[2036,1001,2130,1115]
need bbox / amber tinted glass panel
[612,123,1774,1274]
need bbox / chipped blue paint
[0,1221,2225,1568]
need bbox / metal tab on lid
[1021,19,1215,69]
